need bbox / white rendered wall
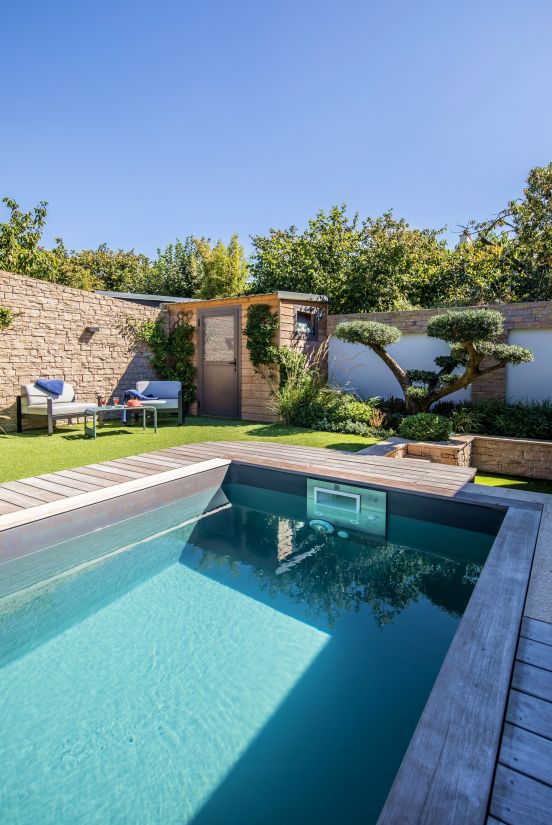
[506,329,552,402]
[329,333,471,403]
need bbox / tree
[0,197,93,289]
[461,162,552,301]
[146,237,203,297]
[196,234,248,299]
[64,243,150,292]
[0,197,147,291]
[335,309,533,413]
[249,206,449,313]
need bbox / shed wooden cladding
[167,292,328,423]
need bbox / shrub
[450,406,484,434]
[435,399,552,440]
[399,413,451,442]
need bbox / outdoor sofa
[130,380,185,426]
[16,382,91,435]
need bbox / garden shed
[167,292,328,422]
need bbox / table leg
[142,408,146,431]
[153,407,157,433]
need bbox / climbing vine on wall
[132,313,196,406]
[243,304,280,369]
[0,306,19,331]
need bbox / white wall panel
[329,333,471,403]
[506,329,552,402]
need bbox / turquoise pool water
[0,478,498,824]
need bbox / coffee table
[83,404,162,438]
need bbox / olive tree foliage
[335,309,533,413]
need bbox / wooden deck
[0,440,477,516]
[487,622,552,824]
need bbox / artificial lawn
[0,417,379,484]
[474,471,552,495]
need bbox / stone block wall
[466,435,552,480]
[328,301,552,403]
[0,271,160,431]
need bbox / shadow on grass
[62,429,135,441]
[325,442,370,452]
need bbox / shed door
[199,309,240,418]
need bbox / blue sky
[1,0,551,256]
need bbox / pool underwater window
[307,478,387,538]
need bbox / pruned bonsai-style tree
[335,309,534,413]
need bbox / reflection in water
[187,505,484,628]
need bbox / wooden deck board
[490,764,552,825]
[499,723,552,785]
[517,637,552,671]
[521,617,552,647]
[506,690,552,741]
[512,661,552,703]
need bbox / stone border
[359,436,474,469]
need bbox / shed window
[295,310,318,339]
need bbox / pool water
[0,479,498,825]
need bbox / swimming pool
[0,464,504,824]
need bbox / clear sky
[1,0,551,256]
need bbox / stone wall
[328,301,552,402]
[0,270,160,431]
[464,435,552,480]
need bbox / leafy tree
[249,206,449,313]
[146,237,203,297]
[196,233,248,299]
[0,198,93,289]
[461,162,552,301]
[65,243,150,292]
[0,198,146,291]
[335,309,533,413]
[347,212,449,311]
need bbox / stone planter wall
[458,435,552,480]
[359,436,473,468]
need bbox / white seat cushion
[138,399,175,410]
[136,380,181,400]
[21,382,76,413]
[25,402,91,416]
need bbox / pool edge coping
[0,459,231,533]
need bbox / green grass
[0,417,379,484]
[475,471,552,495]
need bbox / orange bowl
[126,399,142,407]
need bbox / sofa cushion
[25,402,91,417]
[21,382,76,412]
[136,380,181,400]
[136,399,176,410]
